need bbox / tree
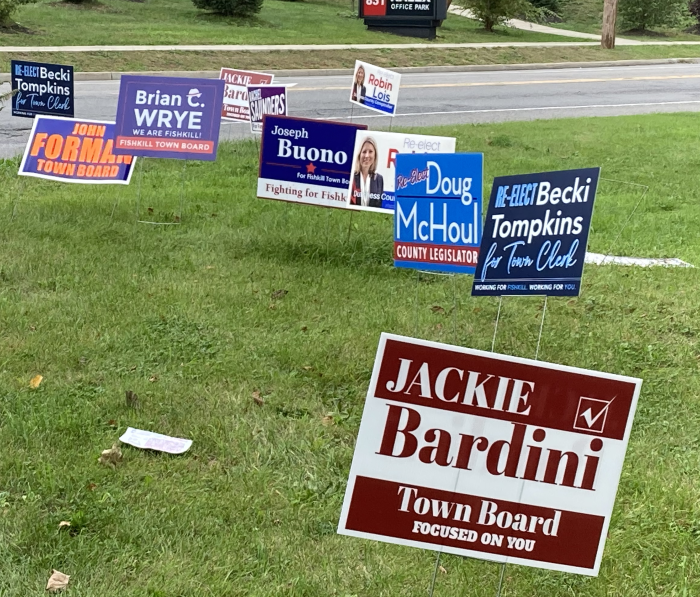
[689,0,700,29]
[1,0,31,25]
[192,0,262,17]
[618,0,688,31]
[461,0,531,31]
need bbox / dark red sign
[338,334,642,576]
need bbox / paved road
[4,62,700,158]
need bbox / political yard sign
[219,68,274,122]
[258,115,367,209]
[347,131,456,214]
[19,117,135,185]
[338,333,642,576]
[350,61,401,116]
[248,85,288,134]
[472,168,600,297]
[11,60,74,119]
[394,153,483,274]
[113,75,225,161]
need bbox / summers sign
[338,333,641,576]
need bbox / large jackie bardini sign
[338,334,642,576]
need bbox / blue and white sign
[11,60,74,119]
[472,168,600,297]
[257,115,367,209]
[394,153,483,274]
[112,75,225,161]
[349,61,401,116]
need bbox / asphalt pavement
[4,62,700,158]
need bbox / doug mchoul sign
[394,153,483,274]
[11,60,74,118]
[258,115,367,209]
[113,75,225,160]
[338,333,642,576]
[472,168,600,297]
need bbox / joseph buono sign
[394,153,483,274]
[113,75,225,161]
[338,333,641,576]
[258,115,367,209]
[11,60,74,119]
[472,168,600,297]
[19,117,135,185]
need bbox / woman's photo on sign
[351,63,366,105]
[350,135,383,208]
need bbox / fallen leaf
[58,521,71,530]
[147,207,154,214]
[29,325,36,331]
[107,419,117,428]
[29,375,43,389]
[472,307,482,314]
[148,375,158,383]
[439,565,447,574]
[125,391,139,409]
[98,444,122,469]
[86,483,97,491]
[303,366,313,371]
[268,303,276,310]
[174,216,181,223]
[301,326,308,333]
[252,391,264,406]
[431,305,446,314]
[271,289,288,300]
[321,415,334,426]
[205,265,214,270]
[46,570,70,592]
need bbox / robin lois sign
[337,333,641,576]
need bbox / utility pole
[601,0,618,49]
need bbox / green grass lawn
[0,0,570,47]
[1,112,700,596]
[3,44,700,74]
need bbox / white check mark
[579,397,614,428]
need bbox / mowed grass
[0,0,567,48]
[1,112,700,596]
[4,44,700,74]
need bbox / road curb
[1,57,699,83]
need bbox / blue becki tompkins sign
[472,168,600,297]
[394,153,483,274]
[11,60,74,119]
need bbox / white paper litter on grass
[585,252,694,268]
[119,427,192,454]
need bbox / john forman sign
[338,334,642,576]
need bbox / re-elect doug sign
[113,75,224,161]
[472,168,600,297]
[338,333,641,576]
[394,153,482,274]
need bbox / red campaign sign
[337,334,642,576]
[363,0,387,16]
